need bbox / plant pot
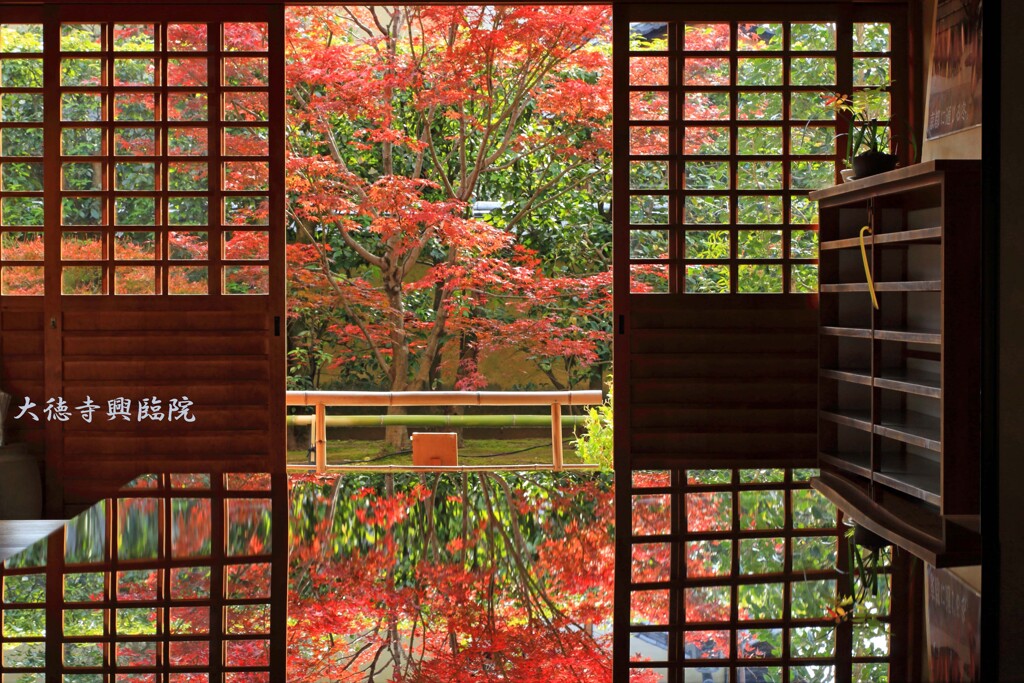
[853,523,888,551]
[840,168,857,183]
[852,151,898,179]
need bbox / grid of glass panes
[57,22,271,295]
[627,468,891,683]
[0,23,45,295]
[626,22,898,294]
[0,473,276,682]
[0,534,47,680]
[852,23,893,154]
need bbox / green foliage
[573,386,613,470]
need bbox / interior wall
[920,0,983,160]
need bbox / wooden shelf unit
[809,160,982,566]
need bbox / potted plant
[826,92,899,180]
[828,518,889,626]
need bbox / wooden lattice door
[611,4,910,682]
[0,5,286,515]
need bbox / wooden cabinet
[809,160,982,566]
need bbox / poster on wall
[926,0,983,139]
[926,565,981,682]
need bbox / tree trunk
[383,406,410,453]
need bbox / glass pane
[629,56,668,86]
[737,126,782,155]
[686,264,729,293]
[224,231,269,260]
[854,23,891,52]
[791,58,836,86]
[738,230,782,257]
[1,162,43,191]
[168,91,208,121]
[225,265,270,294]
[113,58,156,86]
[630,263,668,293]
[684,126,729,155]
[224,127,269,156]
[227,498,272,555]
[739,264,783,292]
[630,195,668,225]
[1,231,44,260]
[62,232,103,260]
[737,161,782,190]
[630,161,668,190]
[736,58,782,86]
[686,492,731,531]
[1,58,43,87]
[3,127,44,156]
[684,24,729,51]
[630,126,669,155]
[686,230,729,259]
[0,24,44,53]
[115,265,156,294]
[632,543,671,582]
[169,266,208,294]
[168,57,207,87]
[113,24,155,51]
[61,24,102,52]
[683,57,729,85]
[684,161,729,190]
[114,231,156,258]
[629,229,668,259]
[62,265,104,294]
[223,23,269,52]
[168,24,208,52]
[684,92,729,121]
[117,498,159,560]
[684,196,728,224]
[738,23,782,51]
[736,92,782,121]
[225,196,269,226]
[223,57,269,87]
[737,197,783,225]
[686,539,732,577]
[791,23,836,51]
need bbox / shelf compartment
[820,280,941,294]
[820,409,873,432]
[820,368,872,386]
[875,368,942,398]
[819,451,871,478]
[874,328,941,345]
[874,452,941,506]
[821,326,872,339]
[819,227,942,251]
[875,411,941,452]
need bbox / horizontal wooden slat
[631,407,816,430]
[632,330,817,354]
[63,359,270,382]
[62,311,269,332]
[0,311,44,331]
[60,408,269,432]
[632,354,817,380]
[60,383,271,406]
[64,433,269,456]
[63,334,270,356]
[631,431,817,454]
[2,331,45,355]
[631,380,817,406]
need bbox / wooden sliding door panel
[613,5,908,682]
[0,5,286,517]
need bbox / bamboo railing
[285,390,603,474]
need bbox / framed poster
[926,0,983,139]
[926,565,981,682]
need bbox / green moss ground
[287,437,583,467]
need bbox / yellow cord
[859,225,879,310]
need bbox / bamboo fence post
[551,403,564,471]
[315,402,327,474]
